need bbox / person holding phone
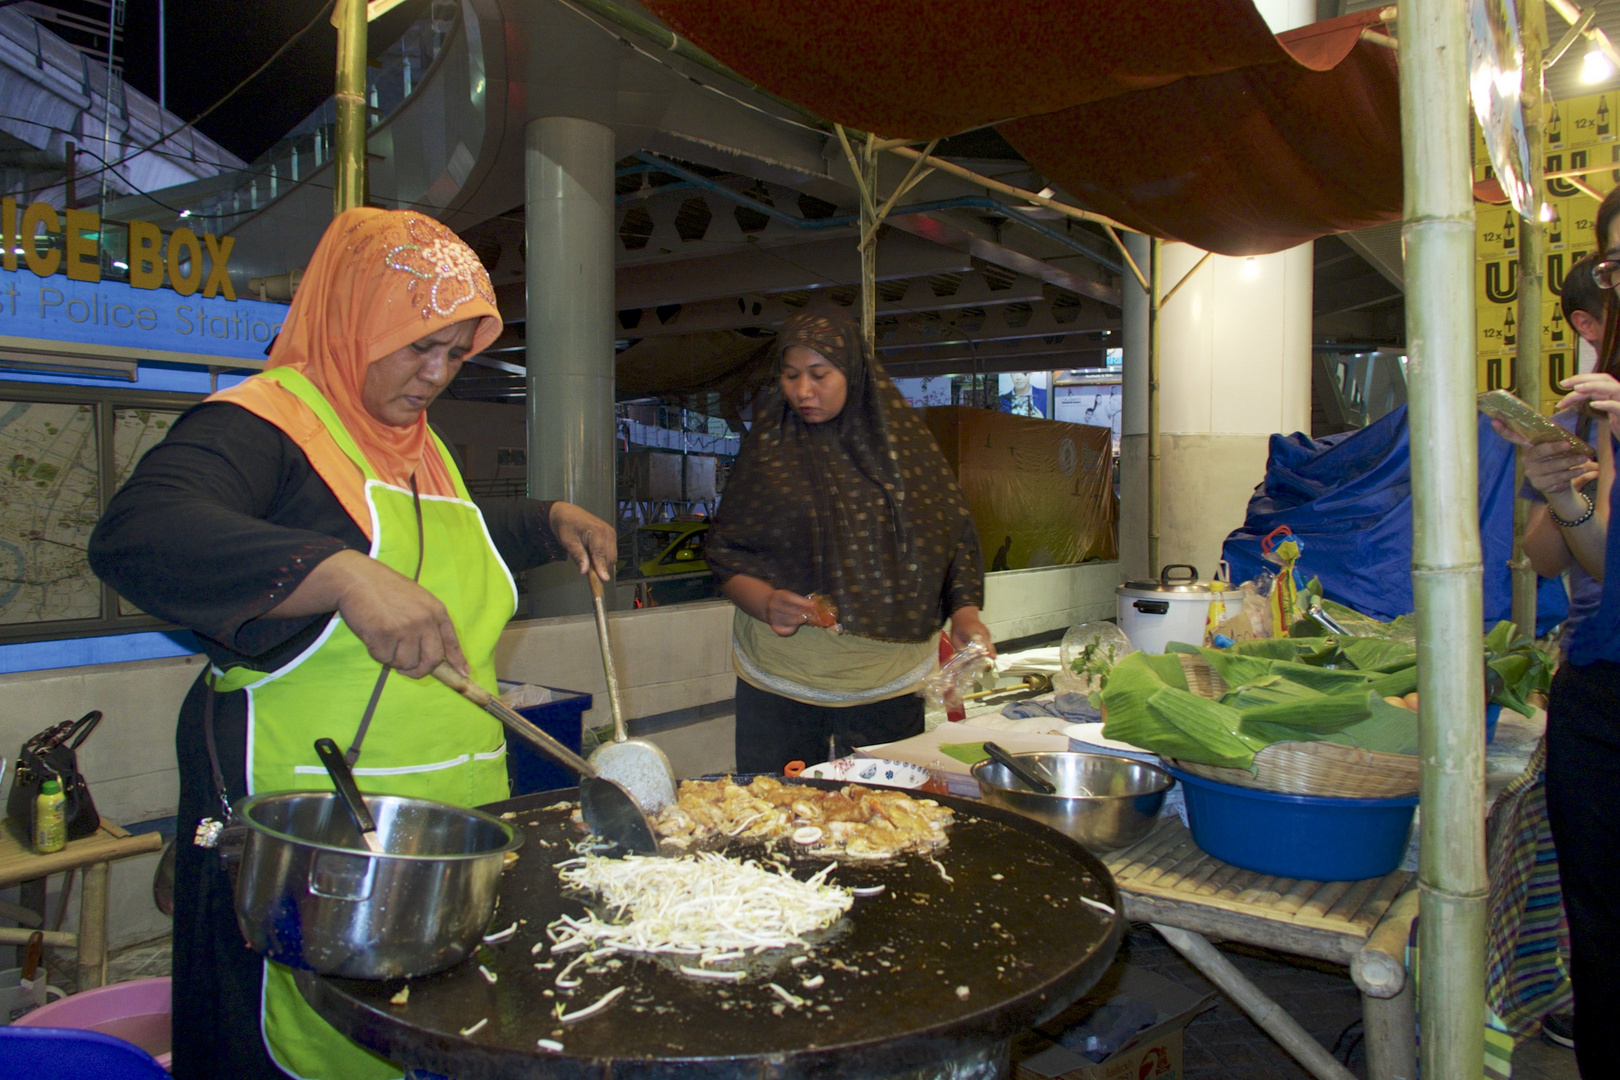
[1520,188,1620,1075]
[1499,253,1611,645]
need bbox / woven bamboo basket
[1168,653,1421,799]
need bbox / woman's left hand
[548,502,616,581]
[948,606,996,657]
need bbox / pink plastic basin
[15,976,172,1070]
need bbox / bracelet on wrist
[1549,490,1596,529]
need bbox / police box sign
[0,198,286,363]
[0,268,286,364]
[3,198,237,299]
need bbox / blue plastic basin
[1165,766,1417,881]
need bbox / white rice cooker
[1116,564,1242,653]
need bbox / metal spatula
[431,662,660,854]
[586,575,678,813]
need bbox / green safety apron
[213,366,516,1080]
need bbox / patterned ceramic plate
[800,756,932,789]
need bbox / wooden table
[1103,817,1418,1080]
[0,819,163,990]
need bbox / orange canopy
[641,1,1401,255]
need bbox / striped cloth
[1485,738,1574,1040]
[1403,737,1571,1079]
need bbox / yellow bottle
[34,779,66,854]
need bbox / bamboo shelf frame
[1102,818,1412,965]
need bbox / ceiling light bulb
[178,209,191,218]
[1540,201,1559,223]
[1242,256,1260,279]
[1036,186,1055,199]
[1584,44,1613,84]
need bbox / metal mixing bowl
[234,791,522,979]
[971,752,1173,852]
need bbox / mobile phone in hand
[1478,390,1596,457]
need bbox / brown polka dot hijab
[706,310,983,642]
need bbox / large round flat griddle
[297,780,1122,1080]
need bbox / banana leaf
[1368,666,1421,698]
[1265,660,1377,695]
[1337,637,1419,673]
[1317,694,1422,754]
[1165,643,1276,688]
[1100,654,1263,767]
[1144,687,1268,768]
[1483,620,1553,716]
[1236,692,1372,732]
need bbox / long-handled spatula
[585,575,678,813]
[431,663,660,854]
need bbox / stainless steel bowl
[971,752,1172,851]
[234,791,522,979]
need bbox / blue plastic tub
[1165,766,1418,881]
[497,684,592,796]
[1486,702,1500,745]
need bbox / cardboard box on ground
[921,407,1116,570]
[1013,964,1217,1080]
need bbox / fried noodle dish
[652,776,953,858]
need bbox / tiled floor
[50,928,1585,1079]
[1114,925,1580,1080]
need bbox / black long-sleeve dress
[89,401,569,1080]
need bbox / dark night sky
[118,0,429,163]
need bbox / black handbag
[6,710,102,841]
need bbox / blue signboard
[0,267,287,365]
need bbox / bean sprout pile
[550,852,853,956]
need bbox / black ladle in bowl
[314,737,386,854]
[982,741,1058,795]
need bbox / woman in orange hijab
[90,208,615,1080]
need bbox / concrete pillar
[1118,232,1151,583]
[525,116,618,616]
[1149,0,1315,579]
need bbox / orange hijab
[210,208,502,535]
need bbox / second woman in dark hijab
[706,309,990,772]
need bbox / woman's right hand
[1514,431,1599,497]
[299,550,467,679]
[763,589,822,637]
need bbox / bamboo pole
[1400,2,1488,1079]
[859,137,937,251]
[1153,926,1357,1080]
[1160,251,1212,309]
[1147,240,1163,575]
[884,144,1134,234]
[1512,0,1548,636]
[332,0,368,215]
[859,135,878,355]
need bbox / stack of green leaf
[1097,618,1550,771]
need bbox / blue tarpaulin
[1221,404,1568,637]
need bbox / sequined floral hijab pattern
[209,208,501,521]
[706,310,983,642]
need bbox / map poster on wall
[1474,89,1618,413]
[0,399,179,628]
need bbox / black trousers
[1543,660,1620,1078]
[732,678,925,774]
[171,676,288,1080]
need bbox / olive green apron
[213,366,516,1080]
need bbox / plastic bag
[1055,622,1134,694]
[923,638,996,714]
